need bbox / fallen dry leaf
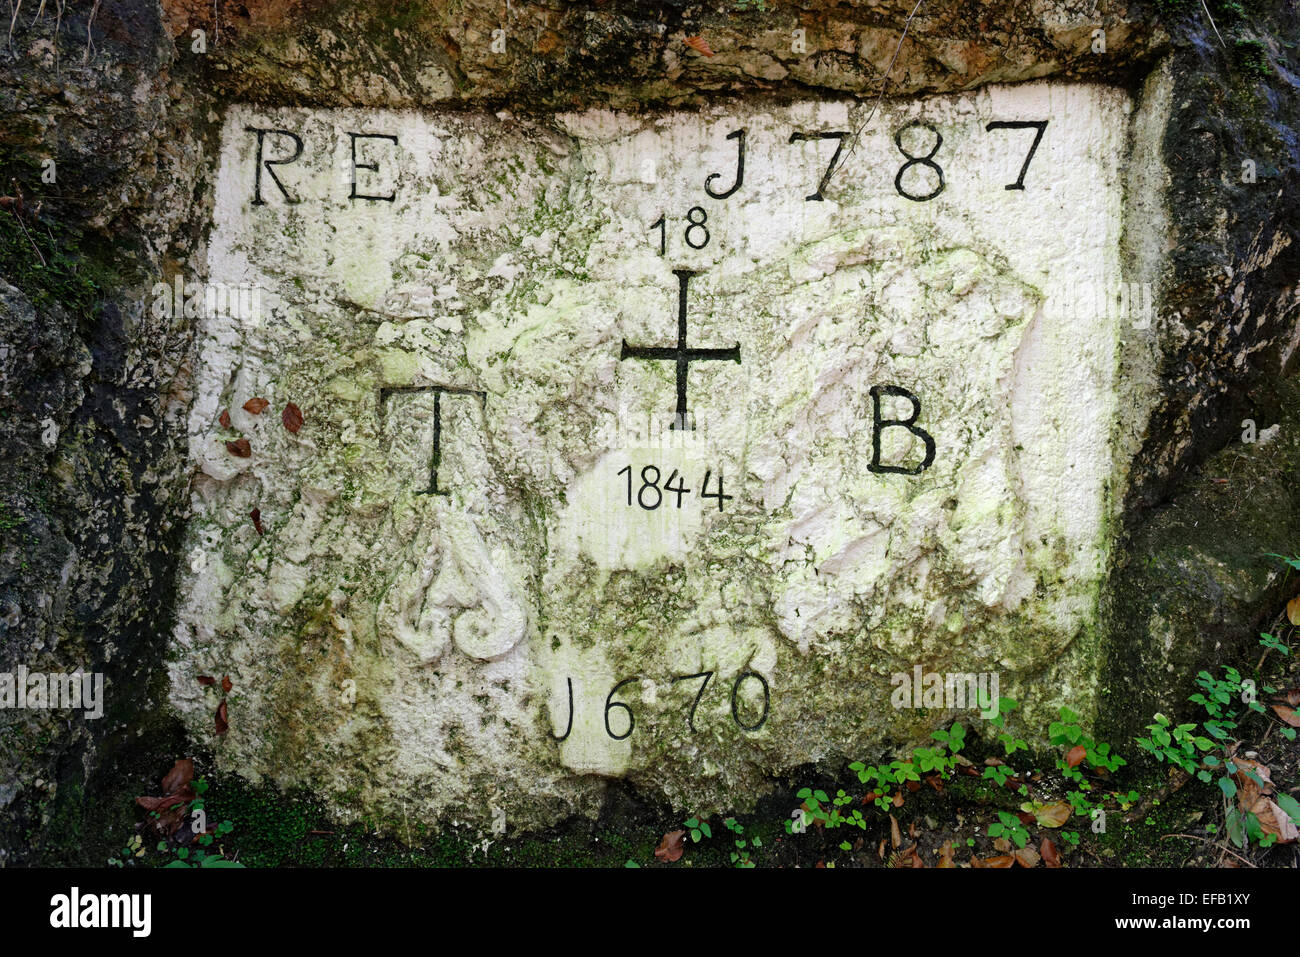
[1065,744,1087,768]
[161,758,194,795]
[218,408,231,429]
[135,792,189,814]
[937,841,956,868]
[215,699,229,735]
[1251,797,1299,844]
[282,402,304,433]
[889,814,902,848]
[1014,846,1041,868]
[1270,704,1300,728]
[251,507,264,535]
[982,855,1016,868]
[197,675,216,686]
[892,791,904,808]
[225,438,251,458]
[654,829,686,863]
[683,35,715,56]
[1024,800,1072,828]
[243,397,270,414]
[993,835,1013,853]
[1282,688,1300,707]
[1288,595,1300,627]
[1041,837,1061,867]
[221,675,233,693]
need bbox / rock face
[0,0,1297,850]
[173,88,1148,823]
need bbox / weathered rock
[0,0,1296,850]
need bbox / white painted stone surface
[170,83,1148,828]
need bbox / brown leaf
[1232,757,1274,793]
[892,791,904,808]
[1282,688,1300,707]
[1288,594,1300,627]
[1027,800,1072,828]
[215,699,229,735]
[654,829,685,863]
[905,778,921,793]
[683,35,715,56]
[282,402,304,433]
[1270,704,1300,728]
[936,840,956,868]
[889,814,902,849]
[221,675,233,693]
[1041,837,1061,867]
[1065,744,1087,768]
[197,675,216,686]
[135,792,189,813]
[1251,797,1299,844]
[242,397,270,415]
[225,438,251,458]
[161,758,194,796]
[218,408,231,429]
[1013,846,1041,868]
[993,837,1012,853]
[908,819,919,839]
[251,507,264,535]
[983,855,1016,868]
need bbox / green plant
[988,697,1029,756]
[1049,707,1127,787]
[987,811,1029,849]
[1259,632,1289,656]
[1135,631,1300,849]
[684,816,712,843]
[722,817,759,868]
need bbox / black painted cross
[379,384,487,495]
[620,269,741,430]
